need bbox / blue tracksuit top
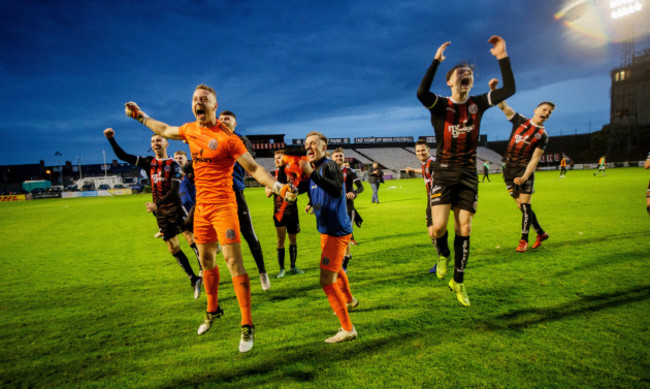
[308,157,352,237]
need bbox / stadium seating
[354,147,416,173]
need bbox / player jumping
[489,79,552,252]
[125,85,297,353]
[417,36,516,306]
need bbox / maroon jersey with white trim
[504,113,549,167]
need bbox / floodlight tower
[610,0,642,66]
[609,0,643,154]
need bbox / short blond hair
[174,150,187,156]
[306,131,327,145]
[196,84,217,99]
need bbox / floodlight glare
[610,0,643,19]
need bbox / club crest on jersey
[208,139,218,150]
[468,103,478,115]
[226,229,236,240]
[164,165,171,172]
[534,133,542,140]
[322,257,330,265]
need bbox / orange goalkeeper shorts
[193,202,240,245]
[319,233,352,272]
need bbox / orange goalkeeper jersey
[178,121,247,205]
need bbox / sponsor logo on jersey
[448,122,474,138]
[192,148,213,164]
[514,134,531,144]
[152,173,166,184]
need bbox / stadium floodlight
[610,0,643,19]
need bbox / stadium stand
[354,147,416,173]
[337,149,372,165]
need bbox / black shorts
[346,200,356,225]
[182,204,194,233]
[425,203,432,227]
[156,203,186,241]
[647,180,650,198]
[503,165,535,198]
[273,204,300,234]
[430,167,478,213]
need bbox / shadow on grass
[466,230,649,270]
[162,334,399,388]
[477,284,650,331]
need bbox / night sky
[1,0,648,166]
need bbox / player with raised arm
[416,36,515,306]
[103,128,203,299]
[300,132,359,343]
[124,85,296,353]
[405,140,438,273]
[489,79,553,252]
[331,148,364,271]
[219,111,271,291]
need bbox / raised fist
[125,102,148,123]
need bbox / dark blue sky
[1,0,648,166]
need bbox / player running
[219,111,271,291]
[300,131,359,343]
[489,79,552,252]
[416,36,516,307]
[124,84,297,353]
[405,140,438,273]
[594,155,607,177]
[331,148,364,271]
[103,128,203,299]
[559,156,567,178]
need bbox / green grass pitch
[1,168,649,388]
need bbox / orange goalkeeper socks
[232,274,253,327]
[323,283,353,331]
[203,267,220,312]
[336,269,354,303]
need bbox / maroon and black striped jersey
[504,113,549,167]
[420,155,436,195]
[106,137,182,206]
[149,158,182,204]
[417,57,515,169]
[341,166,360,193]
[426,95,491,168]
